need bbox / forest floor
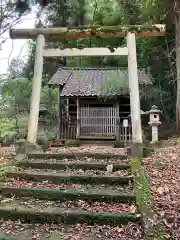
[143,138,180,239]
[0,139,179,239]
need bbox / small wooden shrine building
[48,67,151,141]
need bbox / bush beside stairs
[0,151,142,239]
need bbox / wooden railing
[59,116,77,140]
[119,124,132,145]
[80,106,116,137]
[59,115,132,142]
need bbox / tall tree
[0,0,31,48]
[140,0,180,130]
[174,0,180,132]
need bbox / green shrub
[0,114,29,144]
[45,130,57,141]
[17,115,28,138]
[0,118,17,143]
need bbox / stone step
[27,152,127,160]
[0,186,135,203]
[4,179,133,195]
[6,171,133,185]
[50,140,117,147]
[0,201,140,226]
[18,160,131,171]
[0,221,143,239]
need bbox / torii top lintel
[9,24,166,39]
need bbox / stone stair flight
[0,151,141,239]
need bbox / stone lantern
[148,105,161,143]
[38,103,49,135]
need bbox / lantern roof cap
[149,105,161,113]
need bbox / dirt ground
[50,145,126,155]
[0,144,126,155]
[143,138,180,239]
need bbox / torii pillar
[127,32,143,156]
[127,33,142,142]
[27,34,45,143]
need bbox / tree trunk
[175,3,180,132]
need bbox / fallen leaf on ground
[143,137,180,239]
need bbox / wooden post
[116,101,120,140]
[66,98,69,117]
[76,98,80,139]
[127,32,142,144]
[27,34,45,143]
[57,86,61,140]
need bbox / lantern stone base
[148,122,161,143]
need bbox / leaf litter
[143,138,180,239]
[0,220,142,240]
[28,156,129,164]
[0,145,16,156]
[48,145,126,155]
[0,196,137,214]
[12,166,131,177]
[5,179,134,193]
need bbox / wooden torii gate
[9,25,165,148]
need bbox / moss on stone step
[0,235,18,240]
[0,187,135,203]
[27,152,127,160]
[0,156,24,182]
[6,171,133,185]
[65,140,82,147]
[0,232,65,240]
[19,161,131,171]
[130,157,165,239]
[0,204,140,226]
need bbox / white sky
[0,12,37,74]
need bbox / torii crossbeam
[10,24,165,39]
